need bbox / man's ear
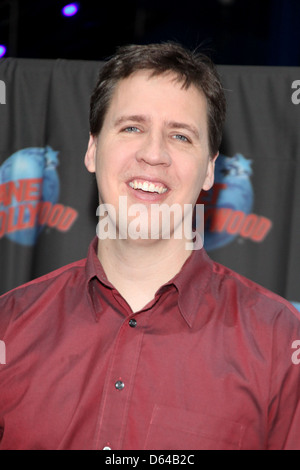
[84,134,97,173]
[202,152,218,191]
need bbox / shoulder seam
[212,261,299,315]
[0,258,86,298]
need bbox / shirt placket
[94,311,147,450]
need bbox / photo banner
[0,58,299,310]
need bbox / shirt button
[129,318,137,328]
[103,446,111,450]
[115,380,125,391]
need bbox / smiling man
[1,43,300,450]
[84,67,216,311]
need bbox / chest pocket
[144,405,246,450]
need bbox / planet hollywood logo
[0,146,78,245]
[199,153,272,252]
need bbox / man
[0,42,300,450]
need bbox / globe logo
[200,153,254,252]
[0,146,77,246]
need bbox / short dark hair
[89,42,226,156]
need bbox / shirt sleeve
[267,305,300,450]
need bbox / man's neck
[97,238,192,312]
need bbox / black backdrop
[0,58,300,311]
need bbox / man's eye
[123,126,140,133]
[173,134,190,142]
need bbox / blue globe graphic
[0,146,60,246]
[203,153,254,252]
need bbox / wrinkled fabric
[1,237,300,450]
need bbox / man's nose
[135,132,171,166]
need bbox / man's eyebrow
[113,115,149,127]
[166,121,200,139]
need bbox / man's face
[85,70,217,241]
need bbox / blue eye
[124,126,140,133]
[173,134,189,142]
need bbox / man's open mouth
[128,180,168,194]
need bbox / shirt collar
[85,236,111,286]
[164,246,213,327]
[85,237,213,327]
[85,237,113,320]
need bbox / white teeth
[129,180,167,194]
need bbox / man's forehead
[109,70,207,110]
[114,69,195,90]
[98,69,208,137]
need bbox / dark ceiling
[1,0,300,65]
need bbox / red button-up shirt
[1,237,300,450]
